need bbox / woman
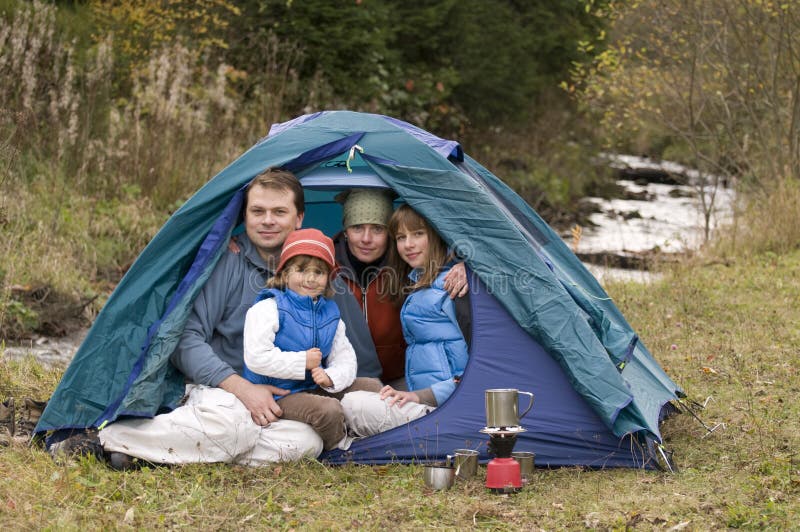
[334,189,467,390]
[341,204,470,437]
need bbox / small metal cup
[511,451,535,484]
[423,464,455,490]
[447,449,479,479]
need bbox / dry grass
[712,178,800,259]
[2,251,799,529]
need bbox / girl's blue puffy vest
[401,265,469,405]
[243,288,341,397]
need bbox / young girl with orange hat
[242,228,358,451]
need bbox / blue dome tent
[36,111,682,468]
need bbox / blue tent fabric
[36,111,681,467]
[324,273,652,468]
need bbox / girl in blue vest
[242,228,358,451]
[342,205,470,436]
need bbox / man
[93,168,381,467]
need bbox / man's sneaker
[0,398,14,446]
[18,397,47,436]
[48,429,103,461]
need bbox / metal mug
[446,449,479,479]
[485,388,535,428]
[423,464,455,490]
[511,451,535,484]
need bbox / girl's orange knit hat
[275,228,336,274]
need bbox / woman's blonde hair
[267,255,334,298]
[383,204,449,304]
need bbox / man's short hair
[245,167,305,215]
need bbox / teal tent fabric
[36,111,681,458]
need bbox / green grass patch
[2,252,800,529]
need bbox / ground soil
[3,285,96,341]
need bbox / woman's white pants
[340,390,433,438]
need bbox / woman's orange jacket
[334,235,407,383]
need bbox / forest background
[2,0,799,337]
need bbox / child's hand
[227,236,241,254]
[379,385,420,407]
[311,367,333,388]
[305,348,322,369]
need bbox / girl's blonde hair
[383,204,449,304]
[267,255,334,298]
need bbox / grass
[2,251,799,529]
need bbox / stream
[577,154,734,282]
[2,155,734,367]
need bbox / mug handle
[518,391,535,420]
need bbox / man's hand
[311,367,333,388]
[305,347,323,369]
[442,262,468,299]
[219,374,288,426]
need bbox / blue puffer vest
[401,265,469,406]
[243,288,341,397]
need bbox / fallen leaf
[124,507,135,525]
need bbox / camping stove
[480,426,526,493]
